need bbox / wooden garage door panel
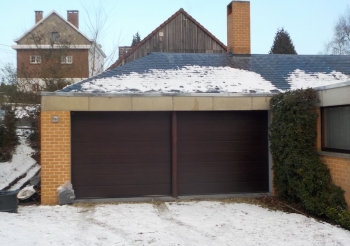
[178,170,268,183]
[71,112,171,199]
[178,111,264,121]
[179,120,265,131]
[178,181,268,195]
[73,174,170,186]
[73,141,171,154]
[72,123,169,135]
[72,163,170,176]
[178,130,266,141]
[178,140,267,152]
[72,131,170,143]
[178,151,268,163]
[74,184,171,198]
[178,161,267,173]
[72,152,171,165]
[177,111,269,195]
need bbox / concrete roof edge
[41,92,276,97]
[314,81,350,91]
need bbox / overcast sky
[0,0,348,68]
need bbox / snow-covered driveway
[0,201,349,246]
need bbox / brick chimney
[35,11,43,24]
[227,1,250,54]
[67,10,79,29]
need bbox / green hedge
[0,105,18,162]
[269,88,350,230]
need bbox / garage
[177,111,269,195]
[71,111,269,199]
[71,111,172,198]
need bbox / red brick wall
[17,49,89,78]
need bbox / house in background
[40,1,350,207]
[12,10,106,91]
[108,8,228,69]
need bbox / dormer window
[61,56,73,64]
[30,55,41,64]
[51,32,59,43]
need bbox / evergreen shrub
[0,105,18,162]
[269,88,350,230]
[28,107,41,165]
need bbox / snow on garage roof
[78,66,277,94]
[58,53,350,95]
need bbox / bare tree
[324,7,350,55]
[80,0,120,70]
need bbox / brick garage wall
[41,111,71,205]
[316,107,350,207]
[320,156,350,206]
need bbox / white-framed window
[30,55,41,64]
[322,105,350,153]
[61,56,73,64]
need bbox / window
[51,32,59,43]
[61,56,73,64]
[322,106,350,153]
[30,55,41,64]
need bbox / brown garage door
[71,112,172,199]
[177,111,269,195]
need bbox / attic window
[51,32,59,43]
[61,56,73,64]
[30,55,41,64]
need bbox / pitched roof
[107,8,227,70]
[14,11,92,44]
[59,53,350,94]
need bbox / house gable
[13,11,106,80]
[108,8,227,70]
[15,11,91,46]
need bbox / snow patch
[14,105,39,119]
[78,66,278,94]
[287,69,350,90]
[0,202,349,245]
[0,136,39,190]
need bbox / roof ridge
[107,8,227,70]
[14,10,92,44]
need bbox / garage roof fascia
[41,91,276,97]
[315,81,350,107]
[41,92,274,111]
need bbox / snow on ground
[0,201,349,246]
[0,135,39,190]
[14,105,38,119]
[287,69,350,90]
[79,66,278,94]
